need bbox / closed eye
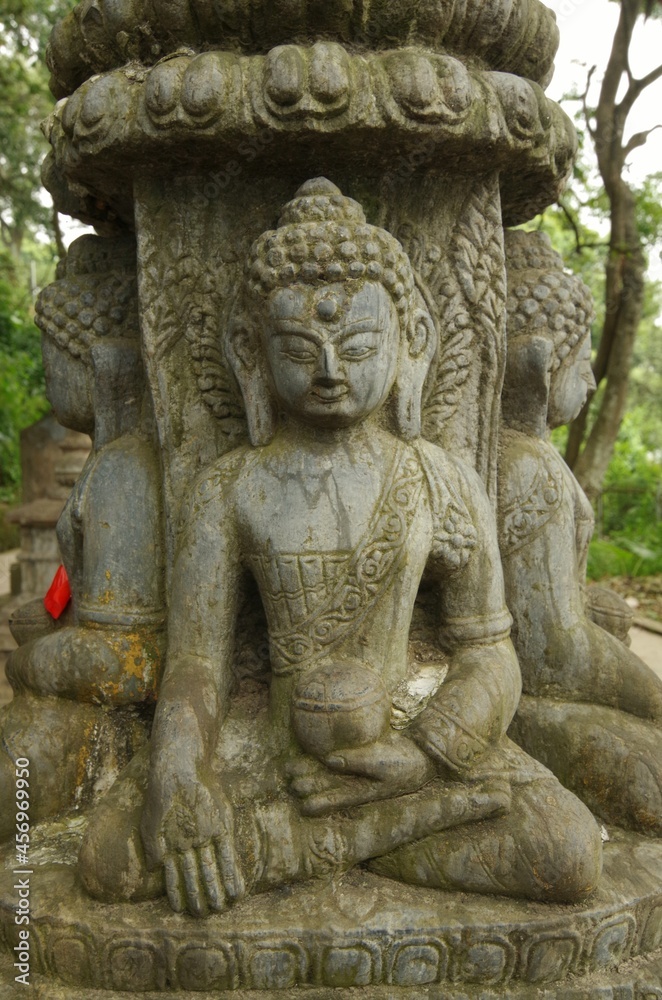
[340,345,378,361]
[281,348,316,363]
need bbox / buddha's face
[42,336,95,434]
[263,282,400,429]
[547,332,596,429]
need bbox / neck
[277,415,380,450]
[501,405,548,439]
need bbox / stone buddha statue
[500,229,662,836]
[0,235,165,841]
[79,180,601,917]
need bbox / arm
[411,460,521,776]
[140,467,246,915]
[7,440,165,704]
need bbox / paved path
[631,625,662,679]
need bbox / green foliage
[587,538,662,579]
[0,0,70,256]
[583,408,662,579]
[0,247,51,501]
[0,0,66,501]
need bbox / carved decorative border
[46,44,575,227]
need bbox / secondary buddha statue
[500,229,662,836]
[0,236,165,840]
[79,180,602,917]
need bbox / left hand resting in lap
[287,731,436,816]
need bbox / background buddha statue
[500,228,662,836]
[0,235,165,841]
[79,180,601,917]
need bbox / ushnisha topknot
[246,178,415,323]
[504,229,594,371]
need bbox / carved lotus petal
[266,46,306,107]
[385,52,473,123]
[61,91,83,137]
[493,74,546,140]
[181,53,232,123]
[76,75,129,142]
[80,78,112,127]
[145,57,189,119]
[308,43,350,106]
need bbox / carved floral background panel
[382,173,506,498]
[135,169,506,568]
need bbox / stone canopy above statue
[41,0,573,231]
[47,0,560,99]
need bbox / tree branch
[556,201,607,254]
[622,123,662,160]
[581,65,598,139]
[619,61,662,118]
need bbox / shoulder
[179,445,256,527]
[413,439,484,570]
[84,436,160,509]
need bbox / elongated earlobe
[225,322,277,446]
[393,303,438,440]
[501,335,553,437]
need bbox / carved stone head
[503,229,595,433]
[35,235,142,436]
[226,178,437,444]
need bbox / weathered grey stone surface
[3,0,662,993]
[1,816,662,993]
[499,230,662,838]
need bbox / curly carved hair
[35,235,138,365]
[245,177,416,327]
[504,229,594,371]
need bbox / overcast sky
[545,0,662,183]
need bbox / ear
[392,301,438,440]
[225,320,277,447]
[501,335,553,433]
[90,340,144,434]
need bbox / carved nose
[316,345,343,384]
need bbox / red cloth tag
[44,565,72,619]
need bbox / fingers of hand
[326,740,423,783]
[215,833,246,902]
[181,848,208,917]
[289,773,338,798]
[164,839,244,917]
[164,856,186,914]
[300,778,376,816]
[435,779,512,828]
[285,757,318,779]
[199,843,226,912]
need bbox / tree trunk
[565,0,662,498]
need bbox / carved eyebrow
[272,319,380,341]
[338,322,380,338]
[272,326,324,345]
